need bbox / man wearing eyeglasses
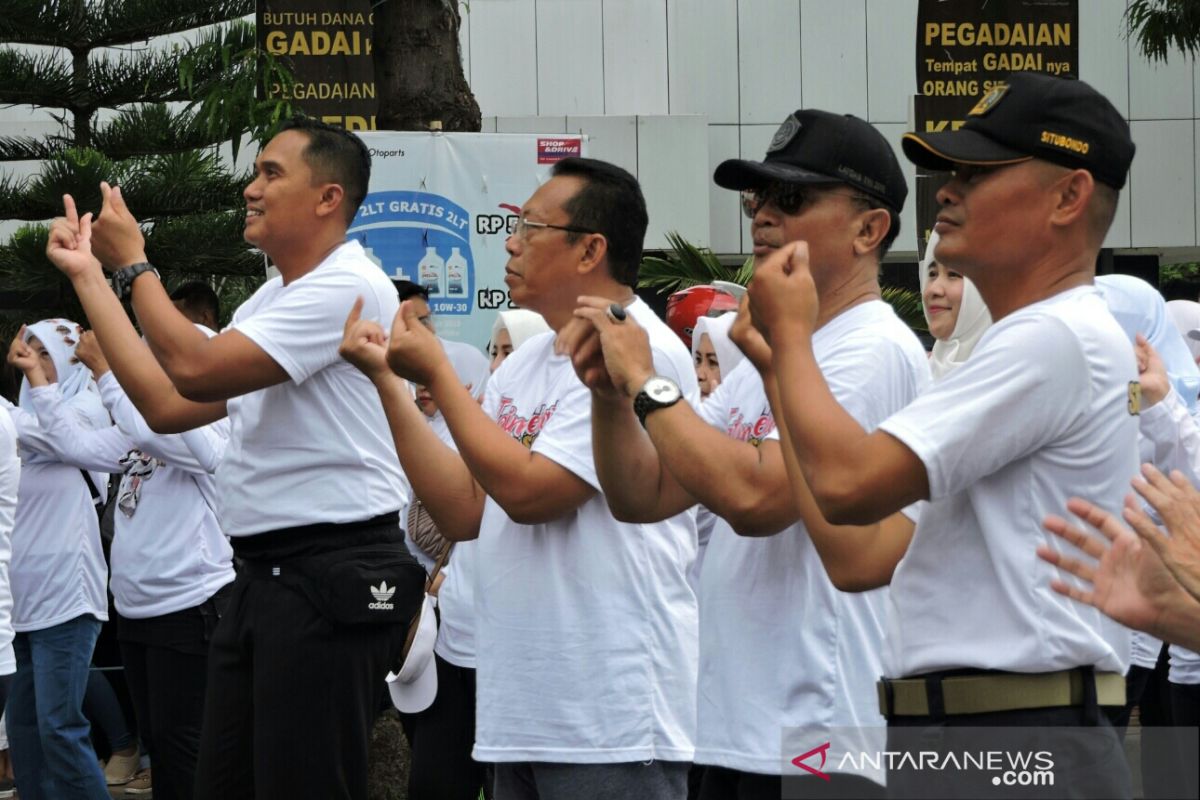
[559,111,929,799]
[339,157,701,800]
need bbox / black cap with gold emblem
[714,109,907,213]
[902,71,1135,189]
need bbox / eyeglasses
[740,184,869,219]
[511,217,596,241]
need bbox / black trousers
[116,587,228,800]
[398,653,487,800]
[193,518,409,800]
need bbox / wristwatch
[111,262,160,302]
[633,376,682,427]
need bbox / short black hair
[393,279,431,303]
[550,158,648,289]
[169,281,220,324]
[277,116,372,226]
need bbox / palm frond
[882,286,927,333]
[638,231,750,294]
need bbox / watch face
[644,377,681,403]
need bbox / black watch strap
[633,377,683,427]
[112,262,159,302]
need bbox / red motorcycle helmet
[666,285,740,349]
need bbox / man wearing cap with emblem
[747,72,1139,796]
[561,110,929,798]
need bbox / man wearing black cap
[750,73,1139,796]
[561,110,929,799]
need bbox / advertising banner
[257,0,377,130]
[913,0,1078,256]
[348,132,587,351]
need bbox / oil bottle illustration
[418,247,445,296]
[446,247,467,297]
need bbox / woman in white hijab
[919,231,992,379]
[489,310,551,373]
[691,313,744,401]
[2,319,111,799]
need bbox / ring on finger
[607,303,627,323]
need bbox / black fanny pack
[243,543,426,627]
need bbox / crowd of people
[0,70,1199,800]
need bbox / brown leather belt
[877,670,1125,717]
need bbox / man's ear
[1047,169,1094,229]
[575,233,610,277]
[315,183,347,219]
[852,207,892,257]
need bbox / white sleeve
[231,266,395,385]
[528,379,600,491]
[1138,386,1200,486]
[28,385,132,472]
[4,402,59,457]
[880,314,1091,500]
[97,372,225,474]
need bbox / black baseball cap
[714,110,908,213]
[902,72,1135,190]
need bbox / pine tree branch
[0,0,252,49]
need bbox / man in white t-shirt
[748,73,1140,797]
[44,117,421,798]
[558,112,929,799]
[339,157,699,800]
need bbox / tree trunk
[373,0,481,132]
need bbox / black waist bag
[280,543,426,626]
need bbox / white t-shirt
[471,298,700,764]
[4,393,109,632]
[0,412,18,674]
[99,375,235,617]
[424,414,477,669]
[879,286,1138,677]
[694,302,930,779]
[223,240,408,535]
[27,381,234,619]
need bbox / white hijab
[17,318,107,464]
[919,232,992,379]
[491,310,551,352]
[692,312,744,381]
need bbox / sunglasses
[740,183,868,219]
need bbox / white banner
[348,131,587,351]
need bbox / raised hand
[1134,334,1171,408]
[74,330,110,378]
[1128,464,1200,603]
[91,182,148,271]
[338,297,393,381]
[45,195,104,280]
[1039,497,1184,636]
[555,314,616,396]
[6,326,39,377]
[385,299,449,385]
[567,297,653,399]
[746,241,818,343]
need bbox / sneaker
[124,768,152,795]
[0,776,14,799]
[104,747,140,785]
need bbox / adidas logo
[369,581,396,611]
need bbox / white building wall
[2,2,1196,257]
[461,0,1200,258]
